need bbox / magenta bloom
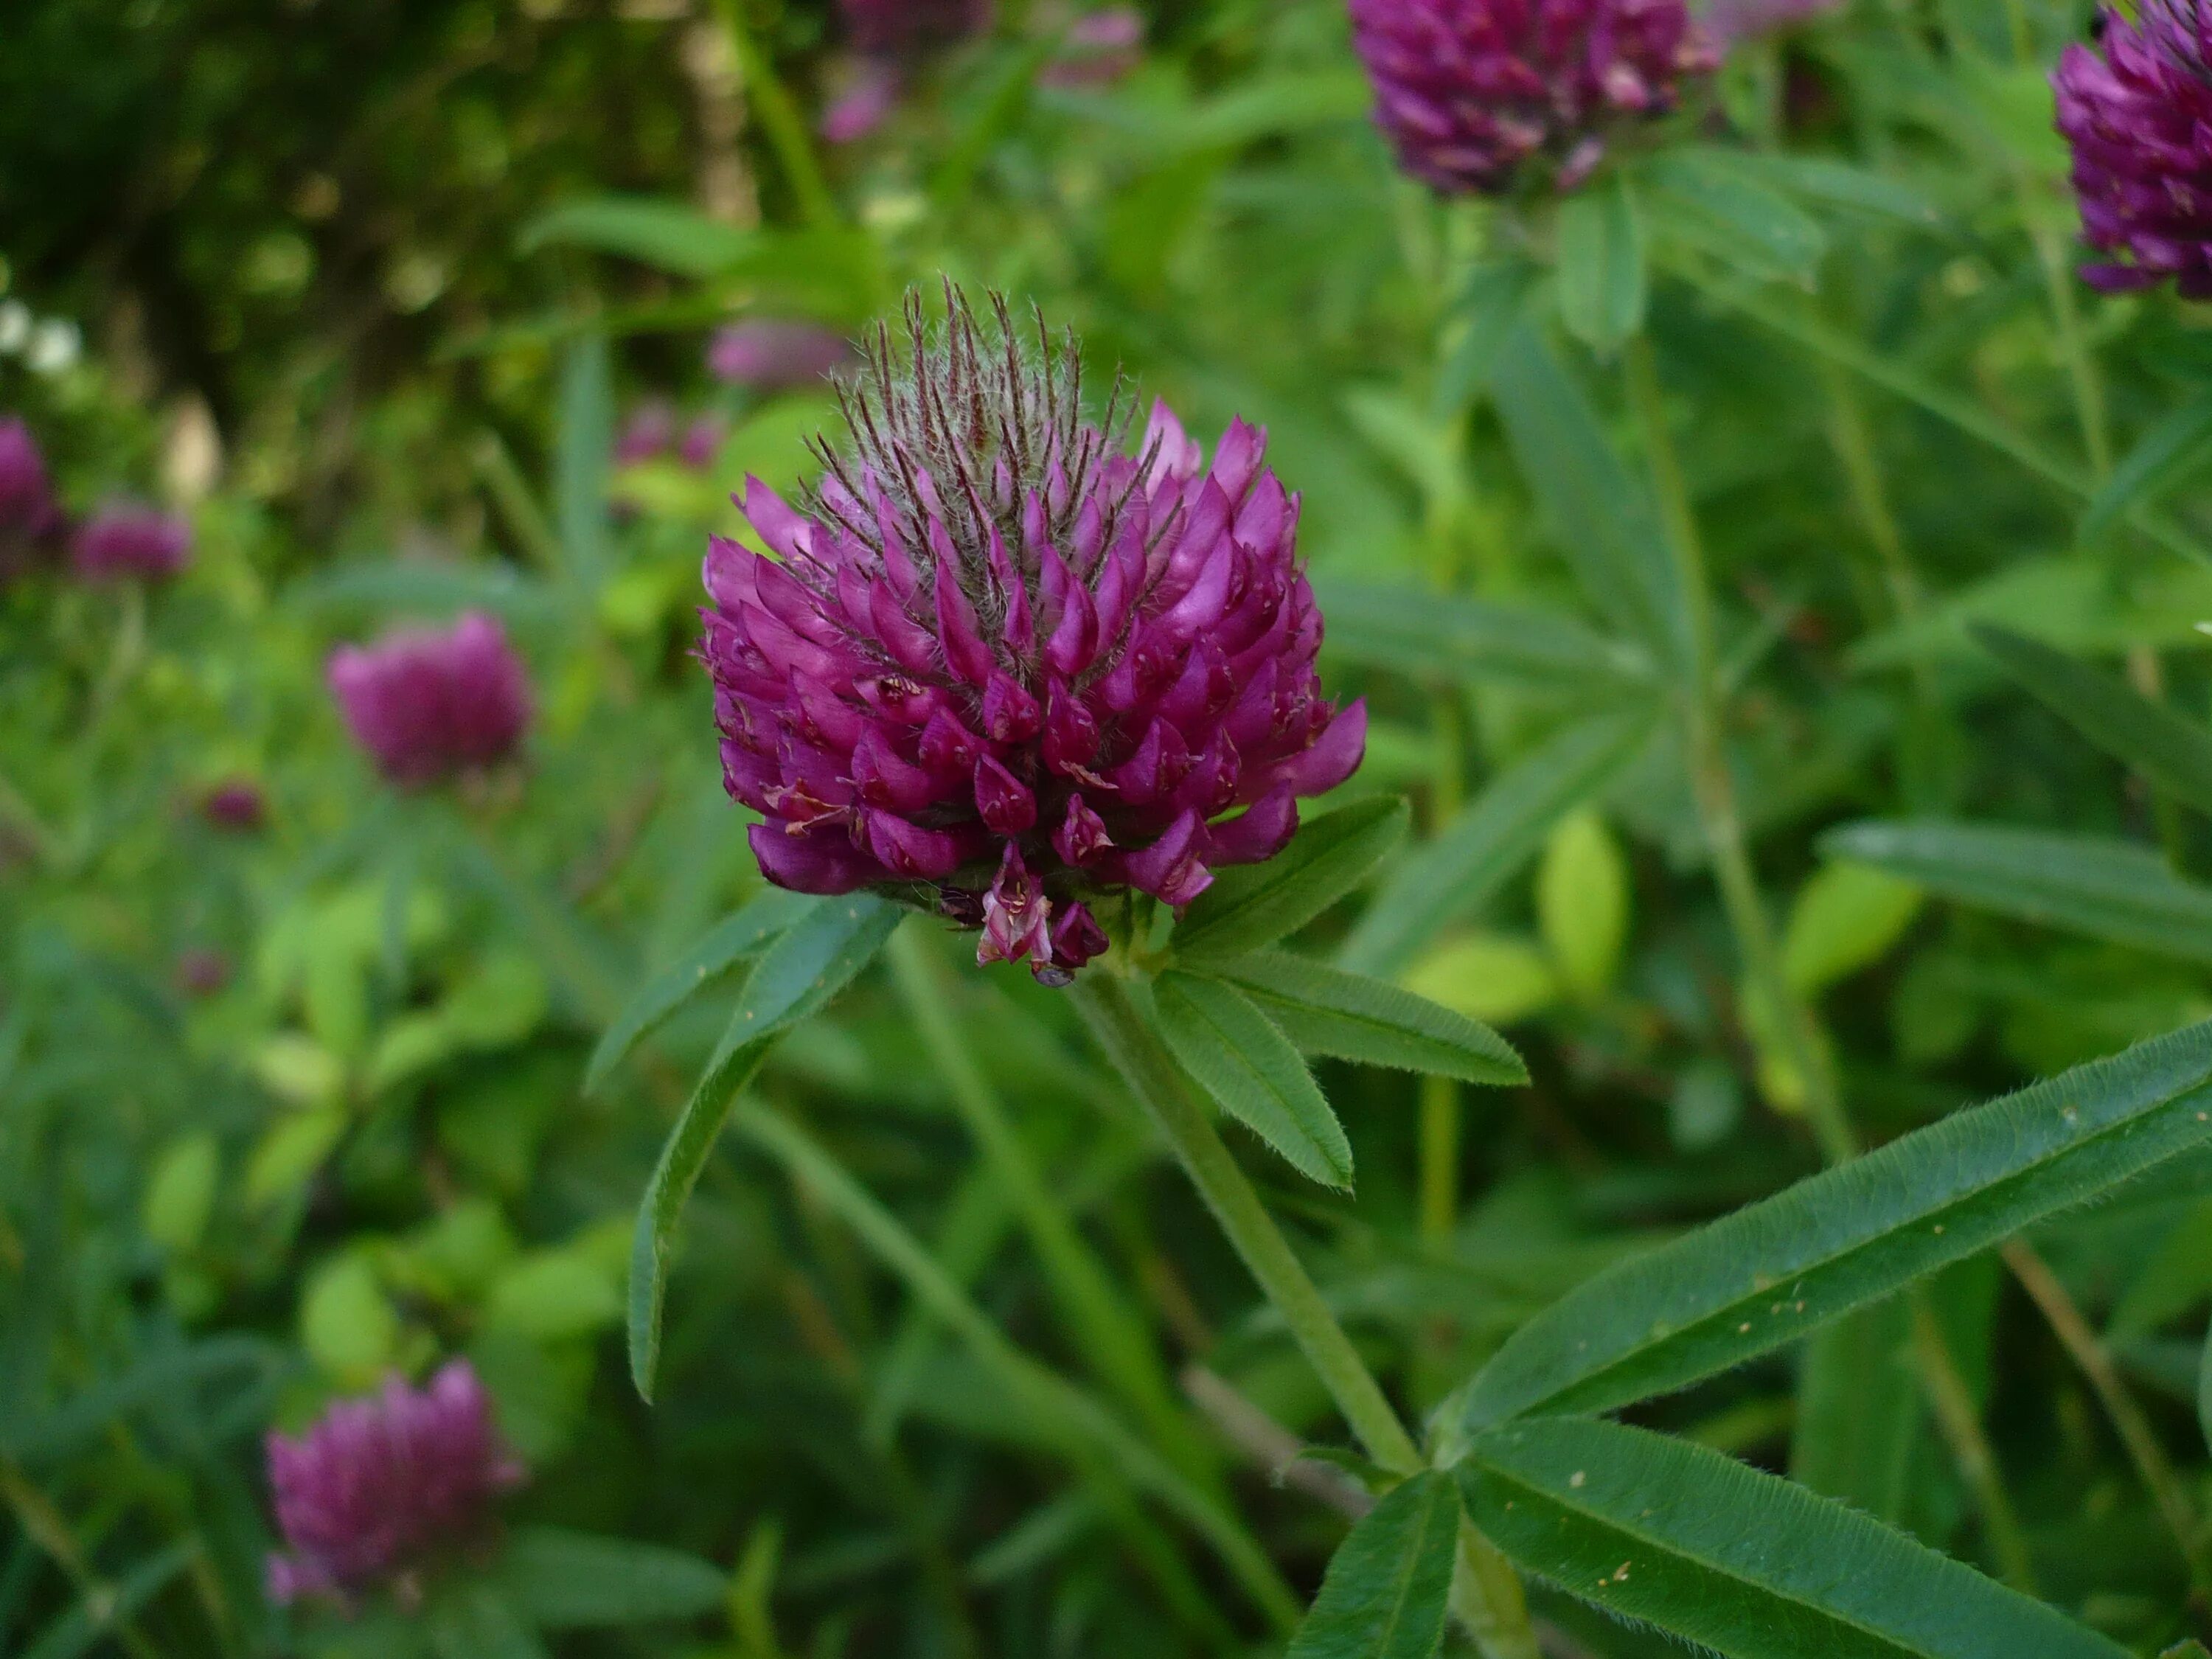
[265,1361,524,1608]
[327,611,532,790]
[72,500,192,583]
[204,779,268,832]
[839,0,993,54]
[176,947,232,998]
[2055,1,2212,296]
[708,321,855,390]
[821,58,904,143]
[0,419,64,577]
[700,290,1365,984]
[615,400,681,467]
[1700,0,1837,44]
[1349,0,1717,195]
[1041,7,1147,87]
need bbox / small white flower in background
[0,301,30,355]
[25,319,81,377]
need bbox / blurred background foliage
[9,0,2212,1653]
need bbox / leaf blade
[1210,951,1526,1087]
[1453,1019,2212,1432]
[1286,1471,1461,1659]
[1153,970,1354,1187]
[1176,796,1410,964]
[1458,1418,2128,1659]
[1556,173,1647,352]
[496,1526,728,1629]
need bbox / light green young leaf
[1975,625,2212,819]
[2082,389,2212,544]
[628,895,900,1398]
[496,1527,727,1629]
[586,890,819,1093]
[1285,1470,1460,1659]
[1450,1019,2212,1433]
[1175,796,1408,964]
[1403,933,1560,1027]
[1489,319,1687,664]
[1538,810,1630,1001]
[1823,820,2212,963]
[1314,578,1654,694]
[1556,173,1647,352]
[1782,862,1924,996]
[1340,710,1654,977]
[1458,1417,2127,1659]
[1208,950,1526,1086]
[1152,970,1354,1188]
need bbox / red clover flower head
[204,778,268,832]
[327,611,532,790]
[2055,0,2212,296]
[709,321,855,390]
[71,499,192,583]
[1040,7,1147,87]
[700,287,1366,984]
[839,0,994,55]
[0,418,63,577]
[1349,0,1718,196]
[265,1361,524,1609]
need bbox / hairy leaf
[1209,950,1525,1086]
[1557,173,1646,352]
[1458,1418,2126,1659]
[1286,1471,1460,1659]
[1153,970,1354,1187]
[1452,1020,2212,1432]
[1313,578,1652,694]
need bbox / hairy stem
[1072,973,1540,1659]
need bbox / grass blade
[1312,578,1654,693]
[2081,388,2212,543]
[1458,1417,2128,1659]
[1451,1019,2212,1433]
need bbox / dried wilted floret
[700,286,1365,984]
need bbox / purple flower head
[822,58,904,143]
[700,286,1366,984]
[1041,7,1147,88]
[327,611,532,790]
[1349,0,1718,196]
[72,501,192,584]
[709,321,856,390]
[176,947,232,998]
[204,778,268,832]
[2056,1,2212,296]
[265,1360,524,1609]
[615,400,681,467]
[680,414,727,472]
[839,0,994,55]
[0,418,64,578]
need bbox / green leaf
[1312,578,1653,693]
[496,1526,727,1629]
[1402,933,1560,1026]
[1152,970,1354,1188]
[1790,1299,1920,1524]
[1175,796,1409,964]
[1734,153,1945,227]
[1450,1018,2212,1433]
[1975,625,2212,818]
[2084,389,2212,543]
[1489,319,1687,663]
[1285,1470,1460,1659]
[1537,810,1631,1001]
[428,1585,550,1659]
[555,331,613,589]
[1340,710,1655,978]
[1823,820,2212,963]
[1782,862,1924,996]
[21,1542,195,1659]
[2163,1643,2212,1659]
[1458,1417,2128,1659]
[1209,950,1526,1086]
[141,1130,220,1252]
[627,895,900,1398]
[586,891,820,1093]
[520,195,757,276]
[1556,173,1647,352]
[2199,1315,2212,1458]
[1646,147,1829,280]
[1434,260,1542,420]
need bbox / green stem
[1909,1298,2040,1596]
[714,0,839,229]
[1071,974,1540,1659]
[887,925,1223,1486]
[1419,686,1468,1245]
[1623,335,1857,1165]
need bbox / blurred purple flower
[2055,1,2212,296]
[707,320,855,390]
[679,414,726,471]
[700,287,1364,984]
[839,0,993,54]
[1040,7,1147,88]
[327,611,532,790]
[615,400,681,467]
[1349,0,1717,196]
[72,501,192,583]
[821,58,904,144]
[176,947,232,998]
[204,779,268,832]
[1699,0,1837,45]
[0,418,64,578]
[265,1360,524,1609]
